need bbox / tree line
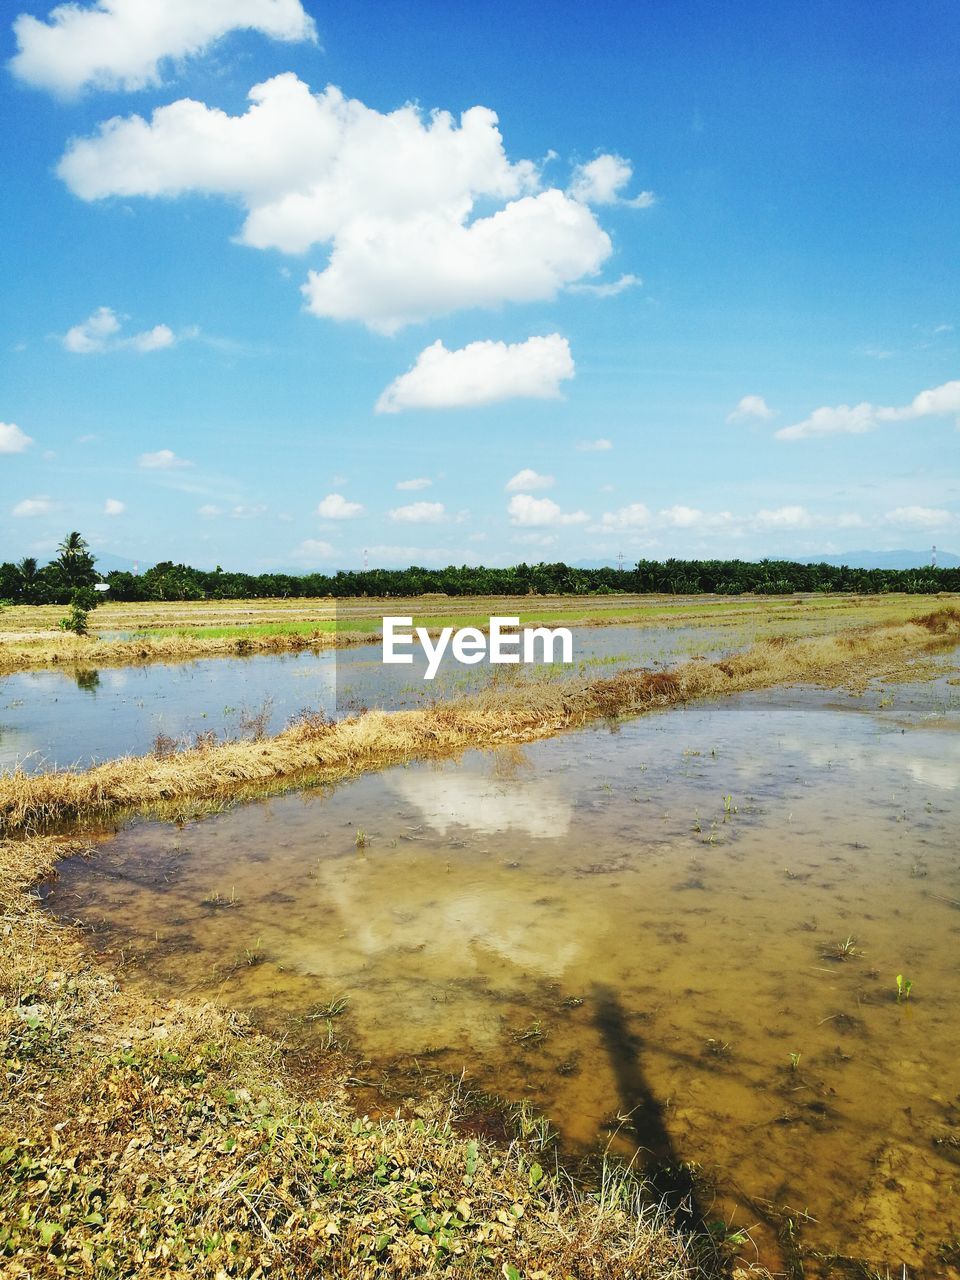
[1,535,957,603]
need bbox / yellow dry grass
[3,607,958,837]
[1,591,949,676]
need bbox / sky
[1,0,959,572]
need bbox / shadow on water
[592,983,704,1226]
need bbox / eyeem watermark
[383,616,573,681]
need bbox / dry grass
[1,591,948,676]
[0,628,379,676]
[3,607,958,837]
[0,835,734,1279]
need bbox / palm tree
[56,532,97,588]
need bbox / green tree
[56,531,98,589]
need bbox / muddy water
[46,675,960,1272]
[0,623,725,772]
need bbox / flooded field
[1,623,727,772]
[46,662,960,1273]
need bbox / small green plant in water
[788,1052,801,1072]
[896,973,913,1002]
[355,828,367,849]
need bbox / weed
[823,936,861,961]
[895,973,913,1002]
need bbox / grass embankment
[1,592,947,675]
[3,607,958,837]
[0,836,721,1279]
[0,626,378,677]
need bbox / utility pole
[617,550,624,572]
[363,547,369,571]
[932,544,937,568]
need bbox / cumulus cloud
[660,505,734,528]
[12,496,54,517]
[597,503,651,530]
[777,379,960,440]
[591,502,869,537]
[103,497,125,515]
[776,403,876,441]
[883,506,955,528]
[884,379,960,422]
[752,505,813,529]
[316,493,364,519]
[388,501,445,523]
[505,468,554,493]
[576,438,613,452]
[57,75,619,332]
[139,448,190,469]
[0,422,33,454]
[377,334,574,413]
[11,0,316,95]
[63,306,178,354]
[293,538,336,561]
[507,494,588,527]
[198,504,222,517]
[568,154,655,208]
[396,477,432,491]
[726,394,775,423]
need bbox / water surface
[46,674,960,1273]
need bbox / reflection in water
[2,623,730,773]
[385,764,573,837]
[46,682,960,1272]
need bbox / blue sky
[2,0,958,571]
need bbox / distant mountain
[804,549,959,570]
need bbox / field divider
[2,607,958,837]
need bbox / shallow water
[47,673,960,1273]
[0,623,726,772]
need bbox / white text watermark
[382,616,574,680]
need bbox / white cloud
[726,394,775,423]
[505,468,554,493]
[883,506,955,528]
[598,503,651,530]
[103,497,125,515]
[776,403,876,441]
[576,438,613,451]
[128,323,176,353]
[230,504,267,519]
[316,493,364,519]
[64,306,179,354]
[12,495,54,517]
[777,379,960,440]
[883,379,960,423]
[659,505,734,528]
[507,494,588,527]
[388,501,445,523]
[57,75,620,332]
[567,272,642,298]
[396,477,432,491]
[293,538,336,561]
[198,504,222,518]
[753,505,813,529]
[376,334,574,412]
[139,448,191,469]
[568,154,655,208]
[11,0,316,96]
[0,422,33,454]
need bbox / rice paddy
[2,595,960,1278]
